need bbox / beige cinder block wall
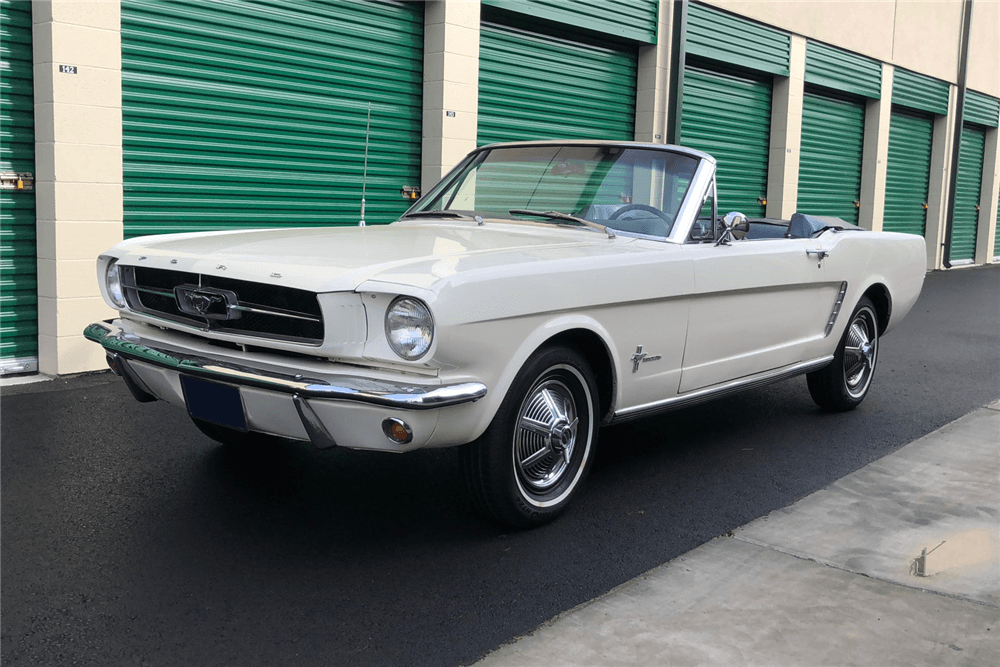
[635,0,675,143]
[421,0,481,193]
[858,64,894,232]
[765,35,806,220]
[32,0,122,376]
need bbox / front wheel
[807,296,879,411]
[461,346,599,528]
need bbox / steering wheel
[609,204,673,224]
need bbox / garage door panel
[798,91,865,225]
[478,22,637,146]
[884,109,933,236]
[123,0,423,237]
[680,66,772,217]
[950,125,985,263]
[0,0,37,370]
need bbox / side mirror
[715,212,750,246]
[723,212,750,240]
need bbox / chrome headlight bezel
[105,258,127,309]
[384,296,434,361]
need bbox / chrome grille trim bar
[228,303,322,323]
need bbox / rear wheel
[807,296,879,411]
[461,346,598,528]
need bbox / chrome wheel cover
[843,306,878,399]
[514,378,579,493]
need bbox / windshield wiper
[508,209,615,239]
[402,210,474,220]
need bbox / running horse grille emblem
[173,285,242,321]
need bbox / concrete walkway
[476,401,1000,666]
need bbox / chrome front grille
[122,266,324,344]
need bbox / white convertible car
[86,141,925,527]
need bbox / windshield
[407,145,701,238]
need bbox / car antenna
[359,102,371,227]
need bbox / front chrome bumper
[84,321,487,411]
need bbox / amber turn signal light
[382,418,413,444]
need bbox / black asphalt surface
[3,265,999,666]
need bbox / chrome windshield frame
[664,155,718,245]
[402,141,717,244]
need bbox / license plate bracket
[181,376,247,431]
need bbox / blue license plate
[181,376,247,431]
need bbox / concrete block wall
[421,0,481,193]
[32,0,121,376]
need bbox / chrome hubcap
[514,379,578,492]
[843,308,878,398]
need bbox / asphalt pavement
[475,400,1000,666]
[2,264,999,666]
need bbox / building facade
[1,0,998,377]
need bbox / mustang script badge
[173,285,242,321]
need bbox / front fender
[424,313,620,447]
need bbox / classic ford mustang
[86,141,925,527]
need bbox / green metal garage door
[477,21,637,146]
[950,124,986,263]
[994,185,1000,261]
[797,90,866,225]
[121,0,423,238]
[0,0,37,374]
[884,108,934,236]
[680,65,772,218]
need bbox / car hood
[111,220,651,293]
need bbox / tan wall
[891,0,964,83]
[706,0,998,92]
[635,0,675,143]
[705,1,897,64]
[967,0,1000,97]
[421,0,481,192]
[32,0,122,376]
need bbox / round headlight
[105,259,127,309]
[385,297,434,360]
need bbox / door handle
[806,249,829,260]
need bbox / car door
[679,233,842,393]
